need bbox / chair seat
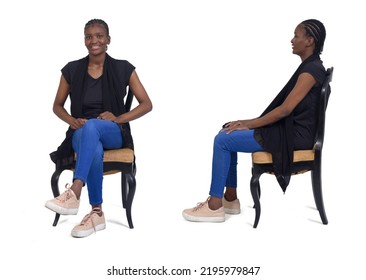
[74,148,134,163]
[103,148,135,175]
[104,148,134,163]
[252,149,315,164]
[73,148,135,175]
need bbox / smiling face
[84,23,111,56]
[291,24,314,59]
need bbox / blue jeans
[72,119,123,206]
[209,129,263,198]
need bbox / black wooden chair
[250,67,333,228]
[50,89,137,229]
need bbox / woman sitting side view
[45,19,152,237]
[182,19,327,222]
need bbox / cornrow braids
[301,19,326,55]
[84,19,109,36]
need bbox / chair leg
[252,184,261,209]
[311,167,328,225]
[121,173,127,209]
[251,168,261,208]
[52,213,61,227]
[50,169,62,227]
[121,161,136,209]
[121,172,136,229]
[250,172,261,228]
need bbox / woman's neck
[88,52,106,67]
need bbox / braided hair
[84,19,109,36]
[301,19,326,55]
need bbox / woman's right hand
[221,120,251,134]
[70,118,87,130]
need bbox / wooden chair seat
[96,148,134,175]
[104,148,134,163]
[252,149,315,164]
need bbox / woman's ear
[306,36,315,48]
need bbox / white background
[1,0,365,279]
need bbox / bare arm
[53,75,87,129]
[103,70,152,123]
[223,72,317,133]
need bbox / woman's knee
[214,131,229,148]
[83,119,99,131]
[82,119,103,139]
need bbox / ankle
[92,206,103,216]
[224,194,237,202]
[71,180,83,200]
[70,187,81,200]
[224,187,238,201]
[208,197,223,210]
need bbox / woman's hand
[221,120,251,134]
[70,118,87,129]
[97,111,117,122]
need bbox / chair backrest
[315,67,333,152]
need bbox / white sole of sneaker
[224,208,241,215]
[45,201,78,215]
[182,212,225,222]
[71,223,106,238]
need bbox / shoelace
[78,208,103,233]
[193,197,210,211]
[56,184,73,202]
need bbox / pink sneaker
[182,197,225,222]
[71,208,106,238]
[45,184,80,215]
[222,197,241,214]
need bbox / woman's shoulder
[107,56,136,81]
[61,57,88,83]
[301,59,326,83]
[108,56,135,69]
[63,57,87,70]
[303,58,325,70]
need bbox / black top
[292,60,326,149]
[61,56,135,119]
[81,74,104,119]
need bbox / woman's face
[291,24,312,57]
[84,24,110,56]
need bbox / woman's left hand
[97,111,117,121]
[221,120,250,134]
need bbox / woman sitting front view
[45,19,152,237]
